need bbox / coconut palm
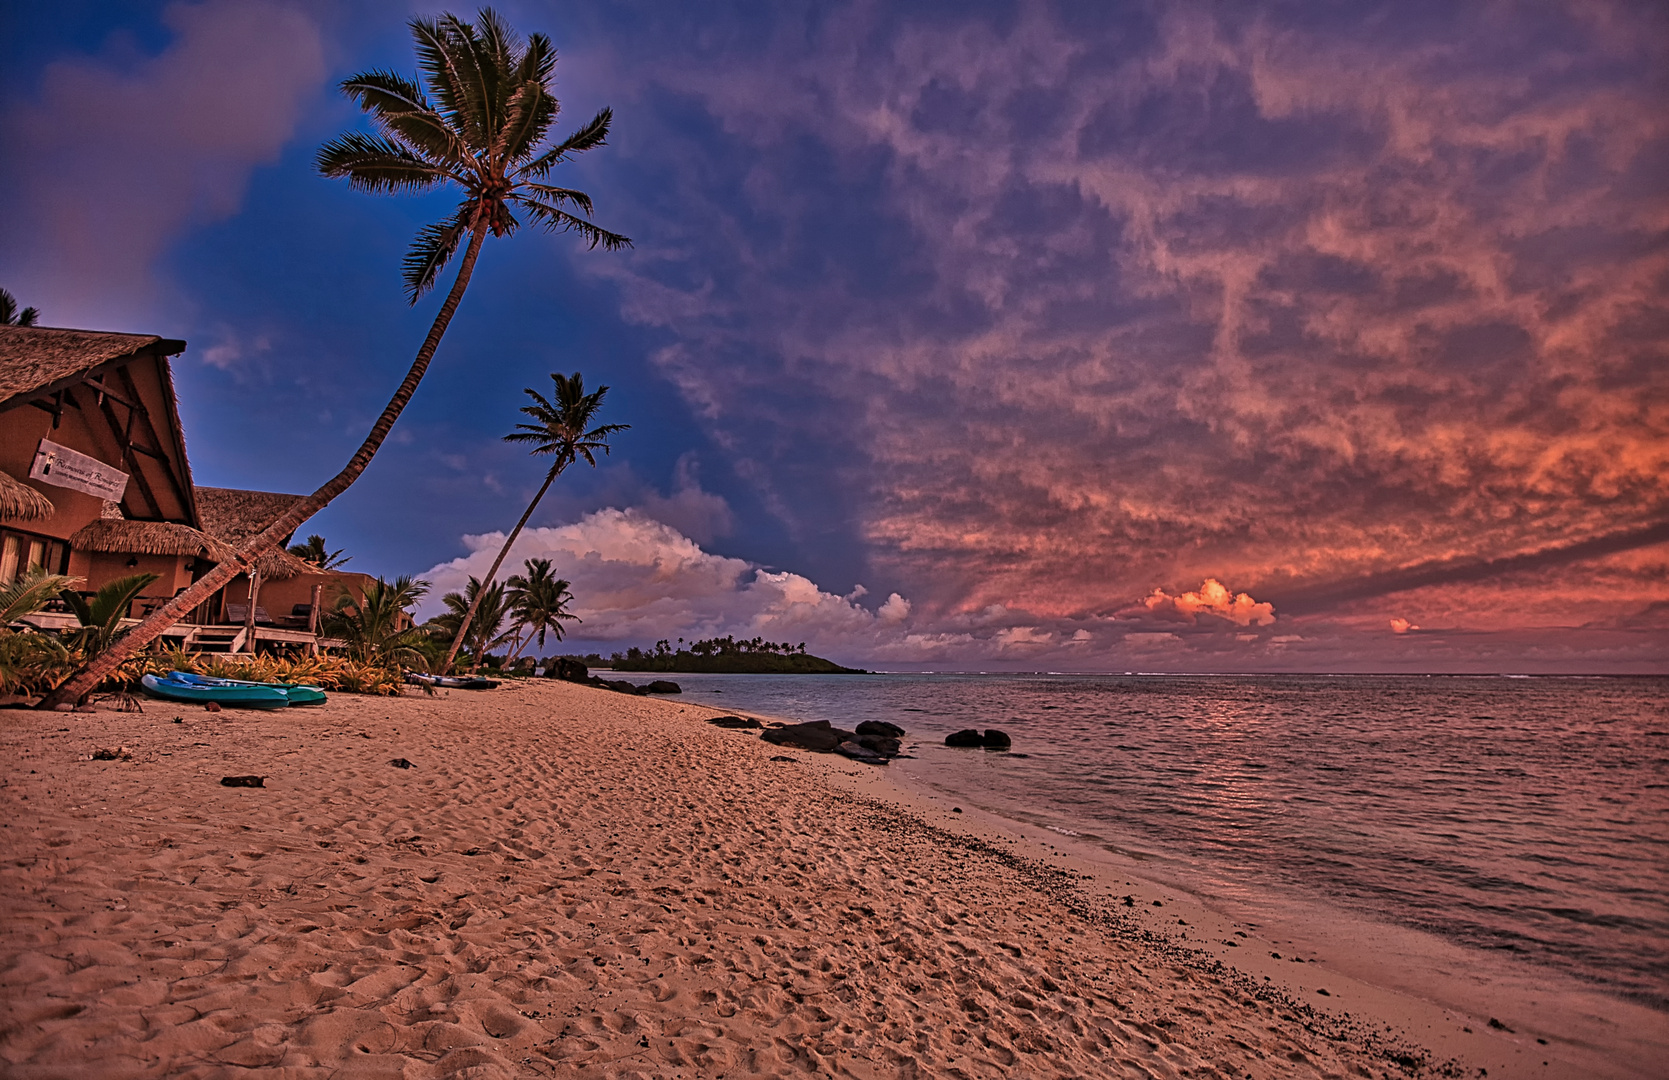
[288,534,352,570]
[441,372,623,672]
[322,575,431,667]
[504,557,579,663]
[0,289,40,327]
[39,8,630,708]
[431,576,514,670]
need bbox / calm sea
[663,672,1669,1011]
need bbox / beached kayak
[140,672,325,708]
[404,672,500,690]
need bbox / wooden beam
[114,364,193,516]
[92,389,164,519]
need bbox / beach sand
[0,680,1651,1078]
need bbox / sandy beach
[0,680,1655,1079]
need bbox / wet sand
[0,679,1653,1078]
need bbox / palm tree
[431,576,514,670]
[441,371,624,672]
[39,9,630,708]
[504,557,579,663]
[0,289,40,327]
[288,534,352,570]
[0,569,79,627]
[321,575,431,667]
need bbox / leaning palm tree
[440,371,624,672]
[38,9,629,709]
[504,557,580,663]
[431,576,514,670]
[0,289,40,327]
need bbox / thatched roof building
[0,470,54,521]
[0,327,184,413]
[69,519,234,562]
[193,486,316,580]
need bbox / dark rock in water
[220,775,265,788]
[644,680,682,694]
[389,758,415,769]
[545,657,589,683]
[706,715,764,729]
[945,729,984,747]
[981,729,1012,749]
[855,734,902,757]
[836,740,889,765]
[590,678,647,695]
[760,719,854,753]
[856,720,905,739]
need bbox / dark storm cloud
[577,0,1668,653]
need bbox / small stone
[204,702,222,713]
[389,758,415,769]
[220,775,265,788]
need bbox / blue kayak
[140,672,324,708]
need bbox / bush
[112,651,409,696]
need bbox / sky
[3,0,1666,672]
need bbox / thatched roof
[0,326,185,413]
[0,470,55,521]
[194,486,318,580]
[70,519,234,561]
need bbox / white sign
[29,439,129,502]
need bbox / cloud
[633,455,735,544]
[1389,618,1418,634]
[418,509,917,660]
[1135,579,1277,627]
[577,0,1668,649]
[0,0,326,328]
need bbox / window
[0,529,66,586]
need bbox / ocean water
[666,672,1669,1011]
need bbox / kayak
[140,672,325,708]
[404,672,500,690]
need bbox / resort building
[0,325,371,652]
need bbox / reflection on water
[670,672,1669,1011]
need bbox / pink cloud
[1140,580,1277,627]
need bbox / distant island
[606,636,865,674]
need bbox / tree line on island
[606,637,864,674]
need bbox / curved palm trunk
[441,460,563,674]
[38,213,491,710]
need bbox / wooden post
[243,570,260,656]
[307,582,323,656]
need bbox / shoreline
[0,680,1657,1078]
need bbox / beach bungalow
[0,325,371,652]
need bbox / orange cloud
[1390,617,1419,634]
[1144,579,1276,627]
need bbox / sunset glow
[3,1,1664,671]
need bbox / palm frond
[1,570,79,625]
[522,182,593,216]
[402,200,476,303]
[495,80,558,164]
[473,7,520,131]
[514,196,632,250]
[442,12,498,151]
[316,133,453,192]
[341,70,472,166]
[17,307,38,327]
[517,107,612,178]
[411,15,484,152]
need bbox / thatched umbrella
[0,471,53,522]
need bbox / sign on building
[29,438,129,502]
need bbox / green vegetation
[442,372,623,672]
[288,534,351,570]
[38,7,629,708]
[609,636,864,674]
